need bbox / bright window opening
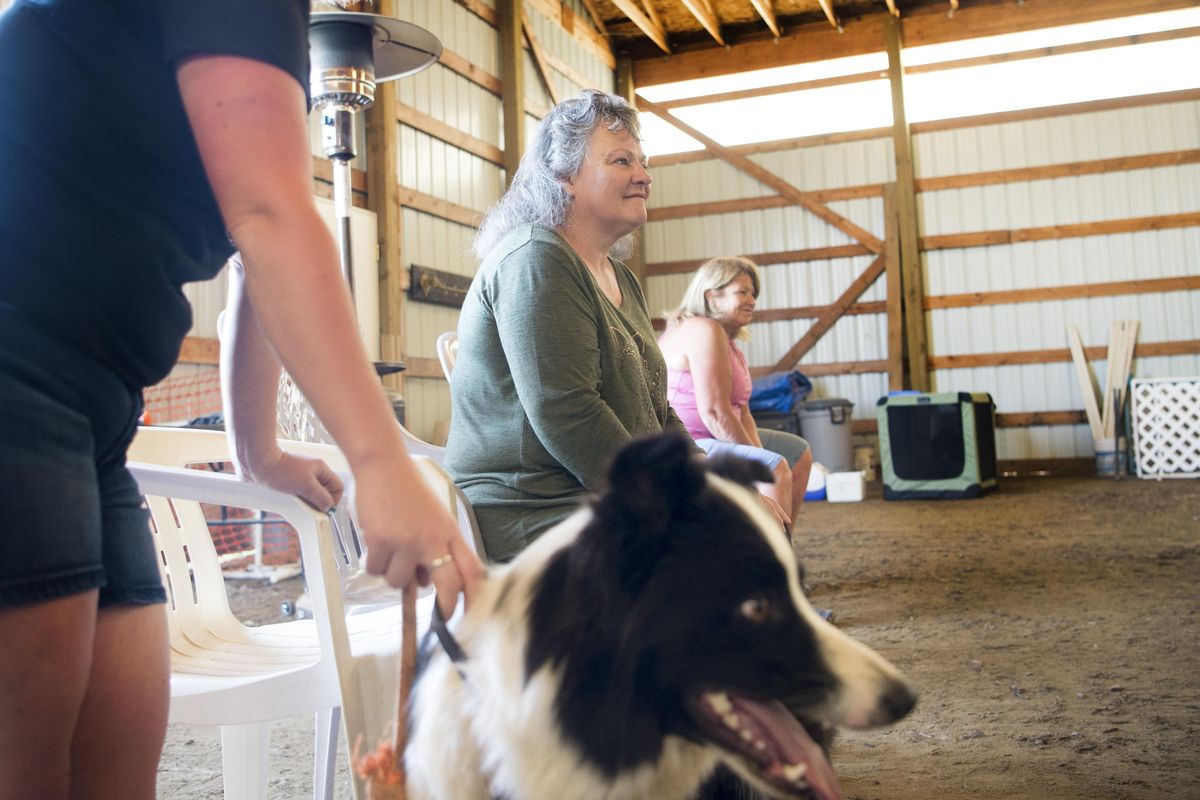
[639,7,1200,158]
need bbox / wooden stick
[1115,320,1140,423]
[1067,325,1104,440]
[356,582,418,799]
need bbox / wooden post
[498,0,525,187]
[885,15,929,391]
[366,0,406,393]
[883,184,905,392]
[617,57,647,285]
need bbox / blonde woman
[659,257,814,520]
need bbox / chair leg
[314,706,341,800]
[220,722,270,799]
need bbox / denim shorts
[0,305,166,609]
[694,438,787,471]
[695,430,811,472]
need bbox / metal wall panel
[395,0,497,75]
[649,139,894,208]
[917,99,1200,458]
[646,100,1200,462]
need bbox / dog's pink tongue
[734,696,843,800]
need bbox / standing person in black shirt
[0,2,483,797]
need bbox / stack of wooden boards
[1066,320,1140,444]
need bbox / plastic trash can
[796,398,855,473]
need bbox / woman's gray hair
[473,89,643,260]
[665,256,761,340]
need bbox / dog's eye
[739,594,771,623]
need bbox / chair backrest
[435,331,458,380]
[130,425,489,566]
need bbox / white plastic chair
[435,330,458,380]
[127,426,463,799]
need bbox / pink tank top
[666,337,752,440]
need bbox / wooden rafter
[749,0,781,38]
[636,96,883,252]
[816,0,841,31]
[635,0,1198,87]
[578,0,608,34]
[771,255,886,373]
[678,0,724,45]
[608,0,671,52]
[522,8,562,106]
[640,0,666,37]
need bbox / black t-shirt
[0,0,309,388]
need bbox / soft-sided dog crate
[877,392,998,500]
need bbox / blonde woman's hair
[664,256,760,340]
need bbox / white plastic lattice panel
[1131,377,1200,479]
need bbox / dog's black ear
[602,433,706,526]
[706,452,775,488]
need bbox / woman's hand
[354,454,486,617]
[758,490,792,536]
[237,448,344,512]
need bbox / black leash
[430,601,469,671]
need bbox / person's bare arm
[684,318,756,445]
[740,403,765,449]
[219,252,343,511]
[178,55,482,607]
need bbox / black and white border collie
[408,434,916,800]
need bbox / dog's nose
[878,679,918,724]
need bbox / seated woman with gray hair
[444,89,696,563]
[659,256,814,521]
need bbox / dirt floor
[158,473,1200,799]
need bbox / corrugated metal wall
[168,6,1198,462]
[917,99,1200,459]
[644,98,1200,462]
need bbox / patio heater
[263,10,443,595]
[308,8,441,376]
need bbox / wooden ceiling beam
[633,0,1198,86]
[608,0,671,53]
[749,0,781,38]
[816,0,842,32]
[578,0,608,35]
[679,0,725,45]
[639,0,667,40]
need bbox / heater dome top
[310,10,442,82]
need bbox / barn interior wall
[644,97,1200,462]
[918,98,1200,459]
[133,1,1198,462]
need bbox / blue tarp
[749,370,812,413]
